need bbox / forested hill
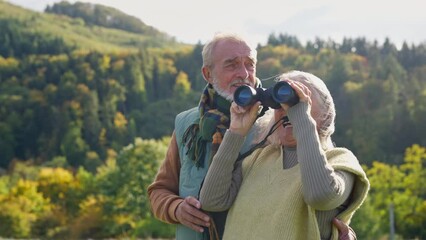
[0,0,201,170]
[0,1,425,238]
[0,0,185,55]
[0,0,426,173]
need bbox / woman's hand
[229,101,261,136]
[279,80,312,111]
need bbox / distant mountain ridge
[0,0,186,53]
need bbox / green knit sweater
[199,103,370,239]
[223,145,368,240]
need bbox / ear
[202,66,213,84]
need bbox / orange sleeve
[147,131,183,224]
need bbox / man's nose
[236,64,249,80]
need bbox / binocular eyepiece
[233,81,299,109]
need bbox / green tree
[326,54,349,95]
[397,144,426,238]
[61,122,89,167]
[0,122,16,168]
[57,71,78,103]
[0,179,51,238]
[366,144,426,239]
[93,137,174,237]
[350,196,382,239]
[173,71,191,97]
[121,55,147,111]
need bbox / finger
[231,103,245,114]
[288,81,305,94]
[348,226,357,240]
[249,101,262,116]
[288,81,311,102]
[181,217,205,232]
[293,82,311,96]
[231,102,239,111]
[177,203,210,231]
[236,105,245,113]
[333,218,349,236]
[185,205,210,223]
[183,197,210,223]
[182,207,210,227]
[185,196,201,209]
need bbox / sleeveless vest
[174,107,258,240]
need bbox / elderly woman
[199,70,369,240]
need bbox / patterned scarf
[183,79,263,168]
[183,84,231,168]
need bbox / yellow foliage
[11,179,39,197]
[8,94,23,102]
[86,151,99,161]
[76,83,90,94]
[48,54,69,64]
[157,58,177,75]
[113,213,135,228]
[78,63,95,82]
[71,49,90,58]
[403,144,426,168]
[70,195,105,238]
[106,148,117,162]
[99,128,107,146]
[0,179,52,237]
[78,195,105,215]
[258,57,281,72]
[69,100,81,110]
[344,81,363,93]
[107,78,119,87]
[347,53,368,71]
[44,83,57,94]
[66,100,82,117]
[38,168,74,186]
[112,59,125,71]
[37,168,77,203]
[114,112,128,129]
[96,158,117,178]
[99,55,111,72]
[174,71,191,95]
[0,56,19,70]
[29,89,46,105]
[273,45,300,58]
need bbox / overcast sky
[7,0,426,48]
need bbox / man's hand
[229,101,261,136]
[333,218,357,240]
[175,196,210,232]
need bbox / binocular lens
[272,81,298,104]
[234,85,256,107]
[233,81,299,109]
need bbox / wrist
[228,127,247,136]
[172,199,184,223]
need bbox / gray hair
[201,32,257,69]
[261,70,336,150]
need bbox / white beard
[212,82,233,101]
[212,77,252,101]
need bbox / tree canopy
[0,1,425,239]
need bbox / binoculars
[233,81,299,109]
